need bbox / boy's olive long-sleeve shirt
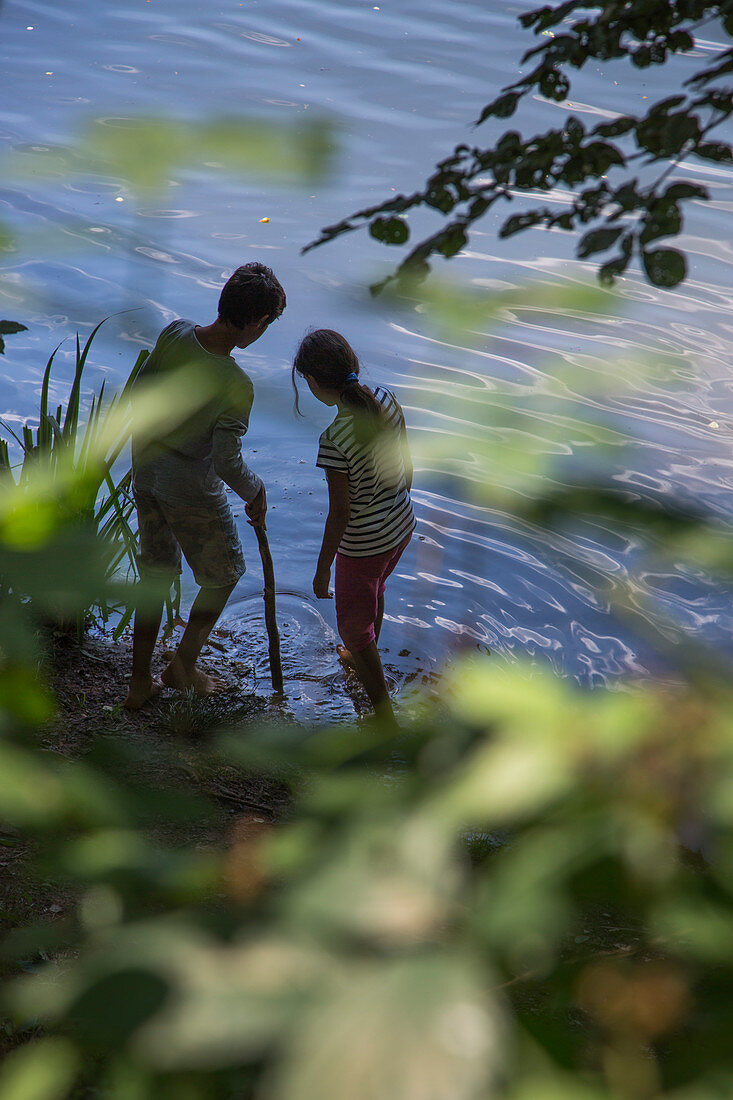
[131,319,262,504]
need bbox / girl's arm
[313,468,350,598]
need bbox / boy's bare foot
[123,676,163,711]
[161,655,226,696]
[337,644,356,670]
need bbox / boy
[124,262,286,709]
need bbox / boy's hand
[313,566,332,599]
[245,485,267,528]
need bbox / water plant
[0,321,147,637]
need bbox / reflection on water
[222,589,351,723]
[220,588,440,725]
[3,0,733,721]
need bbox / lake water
[2,0,733,722]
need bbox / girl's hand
[313,567,332,599]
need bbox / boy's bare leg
[343,640,397,728]
[124,602,165,710]
[162,582,235,695]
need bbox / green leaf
[637,111,701,157]
[563,117,585,144]
[0,1038,79,1100]
[598,233,633,284]
[272,954,502,1100]
[370,216,409,245]
[696,141,733,163]
[583,140,625,173]
[436,226,467,257]
[632,45,652,67]
[650,96,686,115]
[492,91,521,119]
[577,226,623,258]
[539,68,570,101]
[0,222,15,254]
[663,181,709,201]
[593,116,636,138]
[425,184,456,214]
[668,29,694,52]
[11,116,337,199]
[67,968,170,1049]
[0,320,28,356]
[642,247,686,287]
[640,201,682,244]
[477,92,520,124]
[613,180,641,210]
[599,257,628,284]
[500,212,543,238]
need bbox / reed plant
[0,321,159,638]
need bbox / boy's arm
[313,468,350,598]
[211,373,264,506]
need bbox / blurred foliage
[1,288,733,1098]
[4,115,336,200]
[0,223,15,257]
[3,644,733,1098]
[306,0,733,292]
[380,275,733,590]
[0,325,222,650]
[0,325,151,641]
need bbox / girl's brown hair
[292,329,386,439]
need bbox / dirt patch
[45,626,295,810]
[1,628,294,971]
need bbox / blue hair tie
[343,372,358,384]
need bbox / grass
[0,320,178,637]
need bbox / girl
[293,329,415,725]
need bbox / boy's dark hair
[292,329,386,439]
[218,262,286,328]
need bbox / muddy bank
[1,628,294,966]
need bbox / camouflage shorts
[135,487,245,589]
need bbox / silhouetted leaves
[696,141,733,162]
[307,0,733,291]
[642,246,687,287]
[500,212,544,238]
[0,320,27,355]
[578,226,624,258]
[476,91,520,124]
[663,181,709,201]
[369,216,409,245]
[594,116,637,138]
[4,287,733,1098]
[68,969,170,1050]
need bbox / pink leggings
[334,536,411,653]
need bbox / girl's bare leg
[162,582,236,694]
[338,594,385,668]
[374,593,385,644]
[344,640,397,727]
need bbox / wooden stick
[254,524,284,695]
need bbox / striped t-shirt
[316,386,416,557]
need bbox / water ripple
[3,0,733,713]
